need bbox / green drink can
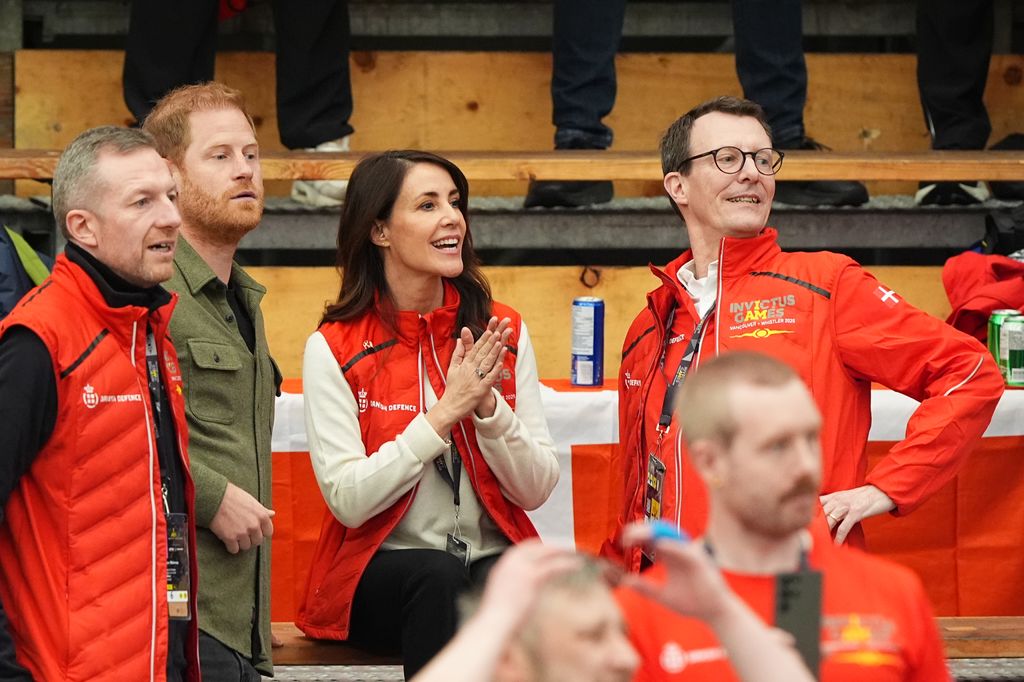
[1009,350,1024,387]
[1001,315,1024,387]
[989,309,1019,377]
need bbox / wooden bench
[3,149,1024,182]
[270,618,1024,666]
[272,622,400,666]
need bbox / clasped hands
[426,316,512,437]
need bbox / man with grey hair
[0,126,200,681]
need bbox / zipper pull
[162,481,171,515]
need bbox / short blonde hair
[142,81,254,164]
[676,352,798,448]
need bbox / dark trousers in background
[916,0,994,150]
[549,0,806,148]
[199,631,261,682]
[347,548,501,680]
[123,0,354,148]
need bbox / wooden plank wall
[14,50,1024,197]
[254,264,950,379]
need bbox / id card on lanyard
[644,306,712,526]
[146,331,192,620]
[435,439,471,568]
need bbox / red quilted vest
[296,284,537,639]
[0,256,200,681]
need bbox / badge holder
[164,488,191,621]
[446,508,471,568]
[438,439,471,568]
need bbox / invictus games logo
[729,295,796,323]
[357,387,368,413]
[82,384,99,409]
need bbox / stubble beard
[177,173,264,247]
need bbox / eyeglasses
[679,146,784,176]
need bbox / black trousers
[549,0,807,148]
[198,631,261,682]
[347,548,501,680]
[123,0,354,148]
[917,0,994,150]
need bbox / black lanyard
[656,304,714,433]
[434,440,462,508]
[145,328,163,439]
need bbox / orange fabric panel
[570,443,620,555]
[864,436,1024,616]
[270,451,326,622]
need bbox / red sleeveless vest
[0,256,200,681]
[296,286,537,638]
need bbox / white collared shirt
[677,259,719,318]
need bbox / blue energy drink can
[571,296,604,386]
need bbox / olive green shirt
[166,237,280,674]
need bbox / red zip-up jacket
[612,229,1002,569]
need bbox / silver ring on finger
[475,368,486,379]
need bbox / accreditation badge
[165,512,192,620]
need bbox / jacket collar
[62,244,177,346]
[172,236,266,298]
[645,227,781,322]
[392,280,460,343]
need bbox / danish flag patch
[875,286,900,308]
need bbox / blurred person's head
[677,352,822,539]
[660,96,776,241]
[144,82,263,246]
[321,150,492,334]
[489,557,639,682]
[54,125,180,287]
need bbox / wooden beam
[939,617,1024,659]
[3,149,1024,182]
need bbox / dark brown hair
[321,150,492,334]
[660,96,772,176]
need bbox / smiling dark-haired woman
[295,150,559,678]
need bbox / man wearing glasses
[609,96,1003,571]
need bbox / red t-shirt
[616,529,950,682]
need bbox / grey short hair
[52,126,158,238]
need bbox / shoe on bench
[524,180,614,208]
[773,137,869,207]
[291,136,350,208]
[915,181,989,206]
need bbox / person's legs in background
[524,0,627,208]
[916,0,995,204]
[734,0,869,207]
[273,0,355,207]
[123,0,219,124]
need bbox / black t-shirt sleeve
[0,325,56,508]
[0,324,56,681]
